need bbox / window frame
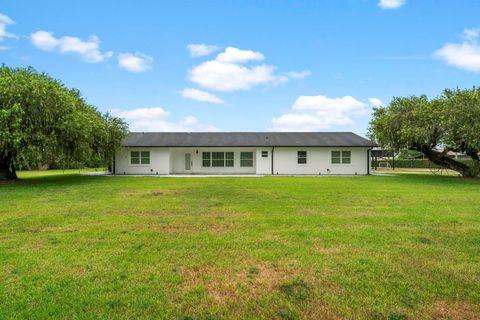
[203,151,235,167]
[212,152,225,167]
[202,152,211,167]
[240,152,254,167]
[261,151,269,158]
[225,152,234,167]
[130,150,150,166]
[341,151,351,164]
[297,150,307,165]
[331,150,352,165]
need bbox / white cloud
[188,46,303,92]
[215,47,264,64]
[435,28,480,72]
[187,43,220,57]
[462,28,480,42]
[180,88,224,104]
[368,97,383,107]
[0,13,17,41]
[378,0,406,9]
[117,52,154,72]
[190,60,283,91]
[30,30,113,63]
[272,94,368,131]
[286,70,312,79]
[114,107,220,132]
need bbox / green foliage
[368,95,443,150]
[442,87,480,152]
[369,87,480,176]
[0,65,128,177]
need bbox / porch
[169,147,257,174]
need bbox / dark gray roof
[123,132,376,147]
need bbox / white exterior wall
[170,147,256,174]
[272,147,370,175]
[115,147,170,175]
[115,146,370,175]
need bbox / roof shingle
[123,132,376,147]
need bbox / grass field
[1,171,480,319]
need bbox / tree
[368,88,480,177]
[0,65,128,180]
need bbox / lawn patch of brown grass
[179,262,302,304]
[429,301,480,320]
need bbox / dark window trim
[297,150,307,164]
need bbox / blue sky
[1,0,480,136]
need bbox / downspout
[271,146,274,175]
[112,154,116,175]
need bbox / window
[331,151,341,164]
[331,151,351,164]
[240,152,253,167]
[297,151,307,164]
[131,151,150,165]
[341,151,351,164]
[226,152,234,167]
[203,152,234,167]
[212,152,225,167]
[202,152,211,167]
[131,151,140,164]
[262,151,268,158]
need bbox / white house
[114,132,375,175]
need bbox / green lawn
[1,172,480,319]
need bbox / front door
[185,153,191,171]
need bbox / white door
[185,153,191,171]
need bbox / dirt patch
[429,301,480,320]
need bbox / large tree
[0,65,128,179]
[368,88,480,177]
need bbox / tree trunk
[465,149,480,162]
[0,153,18,180]
[417,146,476,177]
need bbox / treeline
[369,87,480,177]
[0,65,128,179]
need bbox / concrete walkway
[82,172,264,178]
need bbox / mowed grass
[1,172,480,319]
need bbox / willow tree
[368,88,480,177]
[0,65,128,179]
